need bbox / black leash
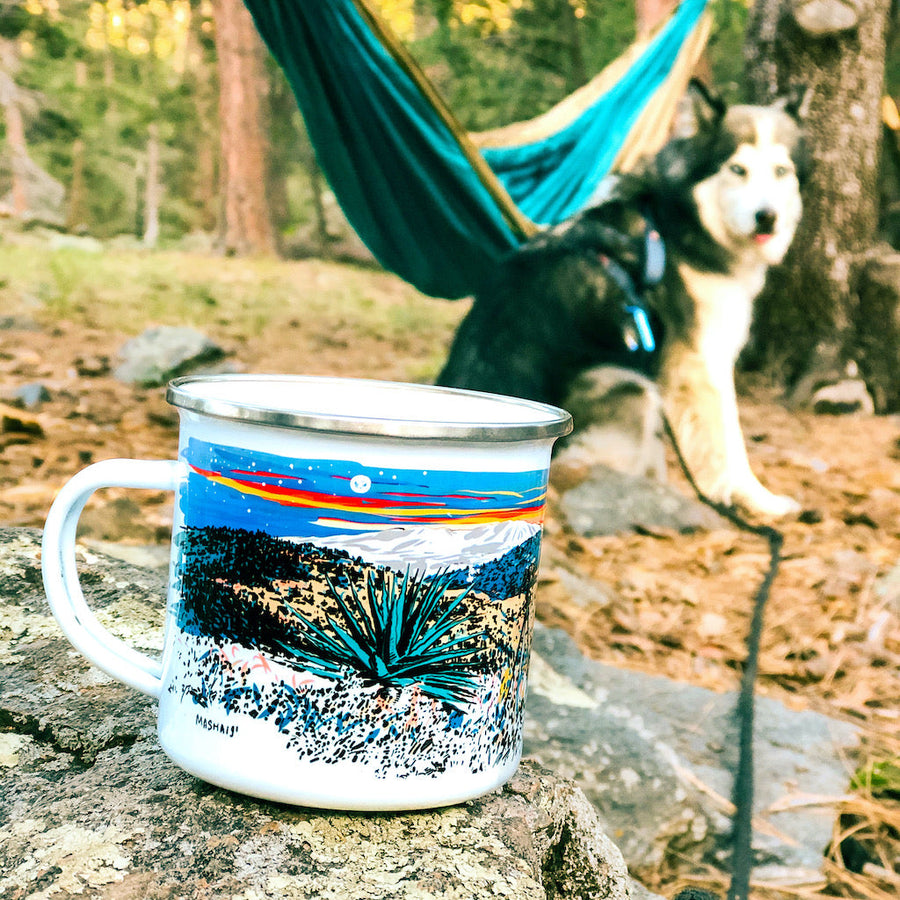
[661,414,785,900]
[583,209,780,899]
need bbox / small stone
[14,382,51,409]
[114,327,226,387]
[0,402,44,438]
[559,465,726,536]
[76,355,111,378]
[811,379,875,415]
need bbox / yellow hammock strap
[884,96,900,131]
[351,0,539,240]
[612,9,712,173]
[471,39,654,150]
[470,9,713,176]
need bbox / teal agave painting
[279,568,485,706]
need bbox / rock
[0,402,44,441]
[811,379,875,415]
[550,366,728,536]
[11,381,51,409]
[80,538,172,571]
[785,342,845,410]
[791,0,859,35]
[0,527,646,900]
[525,626,859,887]
[75,354,111,377]
[76,496,163,544]
[558,465,726,536]
[113,326,227,387]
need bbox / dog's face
[693,103,806,265]
[652,83,809,268]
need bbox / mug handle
[42,458,183,699]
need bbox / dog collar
[598,221,664,354]
[644,224,666,286]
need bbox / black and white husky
[438,83,809,517]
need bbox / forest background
[5,0,897,410]
[3,0,877,252]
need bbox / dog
[437,82,809,517]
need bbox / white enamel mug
[42,375,571,810]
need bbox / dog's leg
[660,345,800,517]
[556,367,667,482]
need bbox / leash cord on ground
[661,414,784,900]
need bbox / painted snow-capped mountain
[297,520,540,574]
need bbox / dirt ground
[2,304,898,896]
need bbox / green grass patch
[0,242,464,356]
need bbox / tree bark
[743,0,899,410]
[635,0,679,38]
[143,122,161,247]
[0,38,28,218]
[66,137,86,232]
[211,0,276,256]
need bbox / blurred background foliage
[0,0,889,245]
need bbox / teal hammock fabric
[243,0,709,299]
[482,0,708,225]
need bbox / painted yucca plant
[278,567,488,706]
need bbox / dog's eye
[774,165,792,178]
[729,163,748,177]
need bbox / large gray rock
[113,326,228,387]
[558,466,726,536]
[0,528,642,900]
[526,627,858,888]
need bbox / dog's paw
[734,486,801,519]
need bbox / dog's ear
[676,79,727,137]
[775,83,813,121]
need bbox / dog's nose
[755,208,777,234]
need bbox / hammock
[243,0,711,299]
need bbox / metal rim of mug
[166,374,573,442]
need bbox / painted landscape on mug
[169,439,547,777]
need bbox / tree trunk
[186,9,220,233]
[143,122,161,247]
[635,0,678,38]
[66,137,86,232]
[211,0,276,256]
[558,0,588,92]
[743,0,899,410]
[0,38,28,219]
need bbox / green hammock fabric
[243,0,709,299]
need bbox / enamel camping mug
[42,375,571,810]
